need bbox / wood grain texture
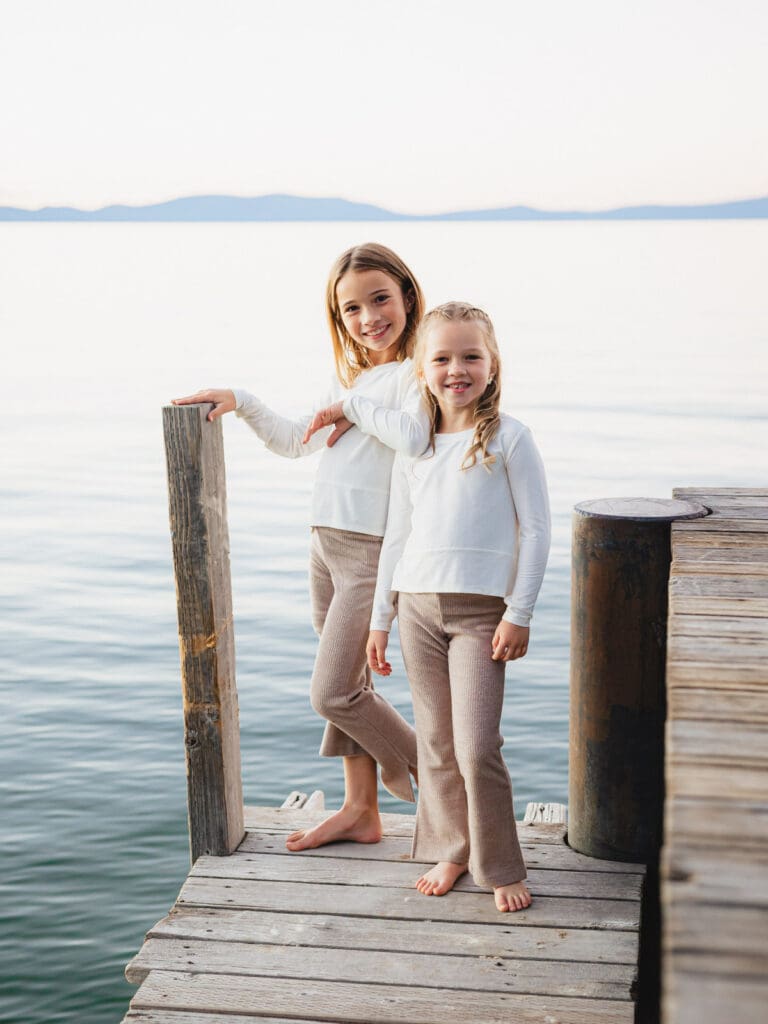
[163,403,243,861]
[188,850,644,900]
[129,970,636,1024]
[176,874,642,930]
[238,830,645,873]
[662,488,768,1024]
[143,906,640,964]
[127,936,636,998]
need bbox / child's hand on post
[491,621,529,661]
[366,630,392,676]
[172,389,236,422]
[302,402,354,447]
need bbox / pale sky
[2,0,766,213]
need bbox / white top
[371,414,551,630]
[232,358,430,537]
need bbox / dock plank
[238,829,645,873]
[176,875,642,930]
[189,850,644,900]
[127,936,635,999]
[143,906,640,963]
[129,970,636,1024]
[667,686,768,724]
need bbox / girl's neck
[436,405,477,434]
[365,345,400,367]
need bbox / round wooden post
[569,497,707,862]
[163,403,244,863]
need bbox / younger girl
[367,302,550,912]
[174,243,429,851]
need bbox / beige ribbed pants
[309,527,417,803]
[398,592,527,887]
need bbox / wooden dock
[662,487,768,1024]
[123,801,645,1024]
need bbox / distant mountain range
[2,193,767,221]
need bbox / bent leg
[309,529,417,802]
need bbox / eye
[375,293,390,304]
[342,305,359,315]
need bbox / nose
[361,304,378,326]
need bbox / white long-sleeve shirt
[232,358,430,537]
[371,414,551,630]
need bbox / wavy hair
[325,243,425,388]
[414,302,502,471]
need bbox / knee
[455,736,504,781]
[310,684,341,721]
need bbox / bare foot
[415,861,468,896]
[285,805,382,851]
[494,880,532,912]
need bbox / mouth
[364,323,390,342]
[446,382,471,392]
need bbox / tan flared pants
[309,527,417,803]
[398,592,527,887]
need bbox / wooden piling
[569,497,706,864]
[163,402,244,863]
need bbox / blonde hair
[414,301,502,471]
[326,243,425,388]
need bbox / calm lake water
[1,221,766,1023]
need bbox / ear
[404,288,415,313]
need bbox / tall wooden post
[163,403,244,863]
[568,497,706,863]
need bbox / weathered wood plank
[665,761,768,802]
[129,970,636,1023]
[242,805,567,844]
[671,552,768,577]
[666,950,768,980]
[667,633,768,663]
[662,844,768,907]
[190,851,644,901]
[237,831,645,873]
[123,1014,328,1024]
[671,518,768,533]
[663,969,768,1024]
[667,718,768,768]
[523,801,568,824]
[667,614,768,638]
[665,660,768,687]
[143,906,640,964]
[667,686,768,724]
[127,937,636,999]
[177,876,642,930]
[673,488,768,498]
[664,797,768,848]
[663,901,768,959]
[669,574,768,597]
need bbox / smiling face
[336,269,413,365]
[420,319,496,431]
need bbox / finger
[326,425,344,447]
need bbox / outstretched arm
[173,388,236,421]
[303,401,355,447]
